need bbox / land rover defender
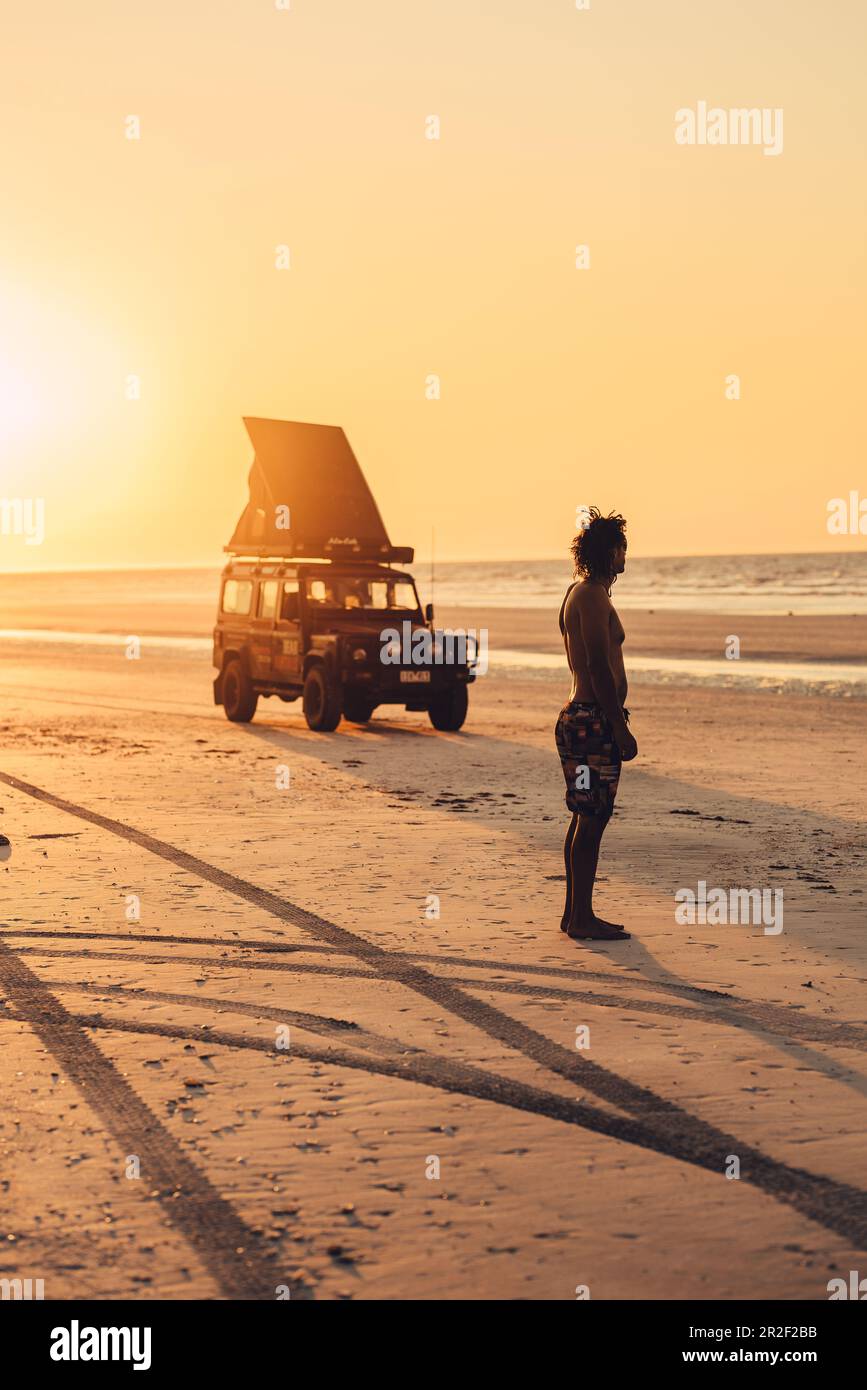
[213,418,475,731]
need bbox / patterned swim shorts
[554,700,625,817]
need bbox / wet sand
[444,607,867,665]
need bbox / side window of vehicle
[281,581,300,621]
[258,580,279,619]
[222,579,253,615]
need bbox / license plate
[399,670,431,683]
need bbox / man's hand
[617,729,638,761]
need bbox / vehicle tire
[303,664,343,731]
[427,685,468,731]
[222,658,258,723]
[343,692,376,724]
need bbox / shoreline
[0,602,862,666]
[440,607,867,666]
[1,626,865,702]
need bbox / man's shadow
[236,707,867,1099]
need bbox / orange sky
[1,0,865,570]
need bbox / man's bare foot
[567,915,631,940]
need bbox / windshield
[304,574,420,613]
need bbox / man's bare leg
[560,812,578,931]
[566,812,630,939]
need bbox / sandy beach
[1,599,865,1300]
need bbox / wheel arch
[222,646,249,672]
[302,651,330,679]
[213,647,251,706]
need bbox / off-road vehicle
[213,418,475,731]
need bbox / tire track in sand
[2,768,867,1252]
[0,942,301,1299]
[7,937,864,1051]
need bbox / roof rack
[225,549,414,565]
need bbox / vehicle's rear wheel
[343,692,376,724]
[303,664,343,731]
[222,658,258,723]
[427,685,468,731]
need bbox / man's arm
[573,587,631,748]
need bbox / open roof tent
[226,417,414,564]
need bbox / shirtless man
[555,509,637,940]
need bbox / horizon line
[0,547,865,578]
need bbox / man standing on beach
[555,509,637,941]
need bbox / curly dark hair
[571,508,627,587]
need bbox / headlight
[352,647,367,662]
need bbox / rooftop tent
[226,417,413,563]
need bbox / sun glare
[0,358,43,445]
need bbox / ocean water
[426,551,867,615]
[2,550,866,615]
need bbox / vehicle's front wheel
[427,685,468,731]
[303,665,343,731]
[222,658,258,723]
[343,692,376,724]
